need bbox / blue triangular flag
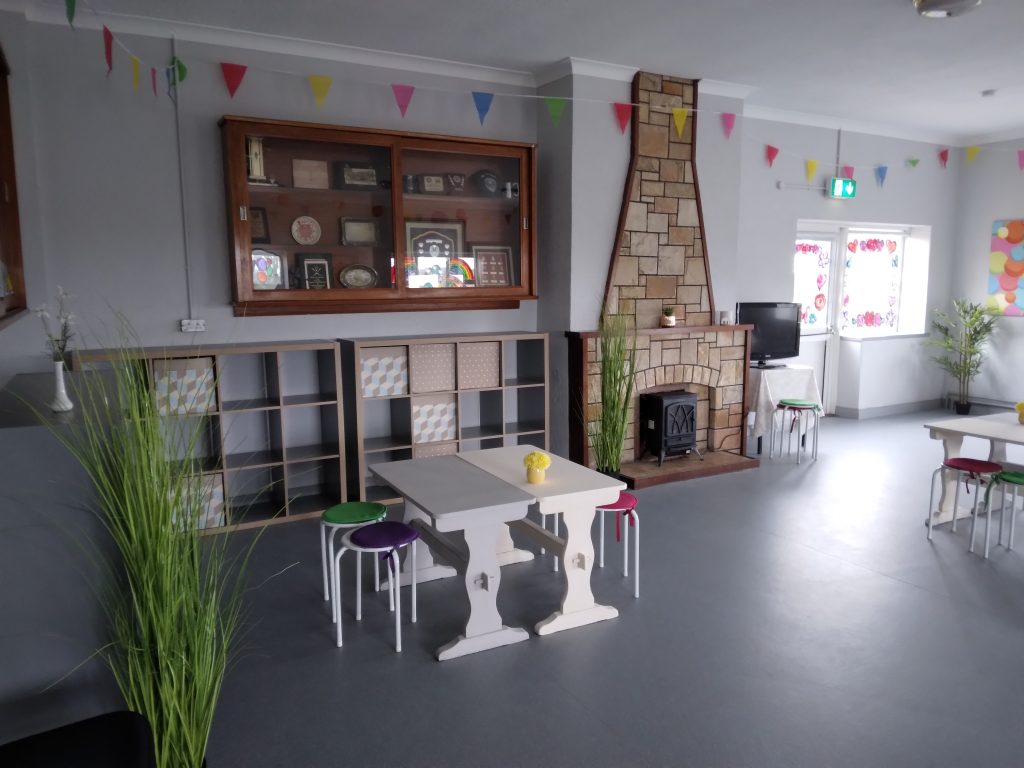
[472,91,494,125]
[875,165,888,188]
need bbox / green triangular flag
[545,97,567,127]
[171,56,188,84]
[65,0,75,26]
[906,158,919,168]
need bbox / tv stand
[752,360,784,369]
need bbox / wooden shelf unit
[341,332,548,505]
[75,340,345,534]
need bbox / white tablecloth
[747,365,823,439]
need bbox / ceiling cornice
[743,104,963,147]
[698,79,757,101]
[960,127,1024,148]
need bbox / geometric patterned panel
[410,343,456,394]
[153,357,216,416]
[412,394,457,444]
[360,346,409,398]
[197,473,226,530]
[457,341,500,390]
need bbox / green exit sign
[828,177,857,199]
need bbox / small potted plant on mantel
[660,306,676,328]
[926,298,998,415]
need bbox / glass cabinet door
[244,134,395,293]
[399,148,522,291]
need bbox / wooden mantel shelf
[567,324,752,340]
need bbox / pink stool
[595,491,640,598]
[927,457,1002,542]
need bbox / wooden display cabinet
[221,116,537,316]
[341,332,548,504]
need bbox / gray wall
[952,138,1023,405]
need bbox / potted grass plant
[53,344,255,768]
[926,298,998,415]
[589,312,638,476]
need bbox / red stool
[595,491,640,598]
[927,457,1002,542]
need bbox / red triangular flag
[613,102,632,134]
[1018,150,1024,171]
[841,164,855,179]
[765,144,780,167]
[721,112,736,139]
[938,148,949,168]
[220,63,247,98]
[150,67,157,96]
[392,84,415,117]
[103,25,113,75]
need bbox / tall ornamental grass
[55,348,251,768]
[589,313,637,474]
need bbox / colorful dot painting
[989,220,1024,316]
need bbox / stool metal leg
[329,528,341,622]
[631,510,640,599]
[355,551,362,621]
[334,548,348,647]
[622,511,630,579]
[599,509,606,568]
[374,554,380,593]
[320,522,329,601]
[1010,487,1019,551]
[387,557,395,612]
[393,550,402,653]
[927,466,943,541]
[411,541,418,625]
[952,471,963,534]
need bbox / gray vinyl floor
[210,410,1024,768]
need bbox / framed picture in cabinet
[340,218,379,246]
[406,221,464,288]
[471,245,512,287]
[249,207,270,244]
[296,254,332,289]
[251,250,284,290]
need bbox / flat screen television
[735,302,801,367]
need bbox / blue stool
[334,521,419,652]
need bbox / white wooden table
[370,455,536,661]
[924,412,1024,525]
[460,445,626,635]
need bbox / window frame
[0,43,26,330]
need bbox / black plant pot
[954,401,972,415]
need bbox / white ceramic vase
[49,360,74,413]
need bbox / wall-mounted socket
[179,318,206,333]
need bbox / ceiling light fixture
[913,0,983,18]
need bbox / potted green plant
[589,313,638,475]
[926,298,998,415]
[660,306,676,328]
[53,345,256,768]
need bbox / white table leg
[535,505,619,636]
[496,523,535,566]
[930,433,964,526]
[989,439,1008,464]
[437,523,529,661]
[390,501,456,588]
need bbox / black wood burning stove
[639,390,702,466]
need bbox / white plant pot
[660,315,676,327]
[50,360,74,413]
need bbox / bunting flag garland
[938,148,949,168]
[1019,150,1024,171]
[875,165,888,188]
[65,0,75,27]
[613,102,631,134]
[545,97,567,127]
[308,75,332,108]
[472,91,493,125]
[966,145,981,164]
[841,164,854,179]
[721,112,736,139]
[906,158,920,168]
[170,57,188,84]
[672,107,688,138]
[220,63,248,98]
[103,26,113,74]
[805,159,818,182]
[130,56,140,91]
[765,144,779,167]
[150,66,157,97]
[392,83,415,117]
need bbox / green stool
[321,501,388,623]
[772,398,820,463]
[977,471,1024,558]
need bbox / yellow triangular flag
[672,107,689,138]
[131,56,140,91]
[308,75,332,109]
[805,159,818,182]
[966,146,981,164]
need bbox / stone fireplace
[567,70,758,487]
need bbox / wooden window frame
[0,44,26,329]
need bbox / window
[794,238,833,332]
[0,43,26,328]
[841,232,905,334]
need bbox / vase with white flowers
[35,286,75,412]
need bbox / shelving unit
[75,340,345,533]
[341,332,548,504]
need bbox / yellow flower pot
[527,467,546,484]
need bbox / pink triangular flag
[613,102,632,134]
[220,63,247,98]
[721,112,736,139]
[150,66,157,96]
[938,148,949,168]
[765,144,779,168]
[103,25,113,75]
[841,164,854,179]
[392,84,415,117]
[1018,149,1024,171]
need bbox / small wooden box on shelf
[74,340,345,534]
[220,116,537,316]
[341,332,548,505]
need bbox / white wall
[953,138,1024,405]
[837,336,943,416]
[0,20,540,378]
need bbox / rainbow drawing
[448,258,474,283]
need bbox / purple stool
[333,521,418,652]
